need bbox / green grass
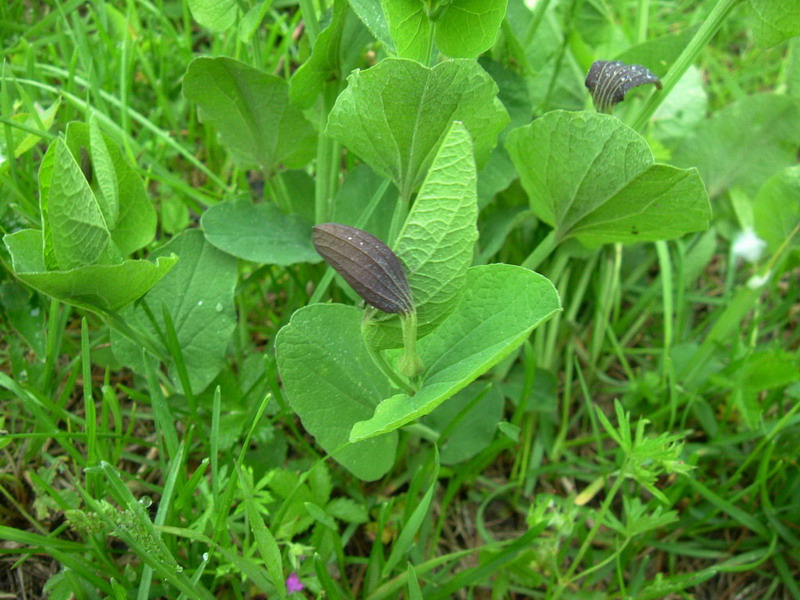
[2,0,799,598]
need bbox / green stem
[398,311,423,378]
[298,0,320,46]
[387,192,410,247]
[523,0,553,46]
[628,0,743,131]
[363,334,417,396]
[314,83,339,224]
[521,230,558,271]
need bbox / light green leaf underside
[365,122,479,348]
[110,230,237,395]
[201,200,320,265]
[749,0,800,48]
[753,166,800,269]
[63,122,156,257]
[435,0,508,58]
[380,0,430,62]
[275,303,398,481]
[3,230,176,313]
[506,110,710,245]
[290,0,371,109]
[183,57,316,174]
[421,381,504,465]
[326,58,508,199]
[350,264,561,441]
[89,114,120,228]
[347,0,395,53]
[672,94,800,198]
[187,0,237,32]
[47,138,118,270]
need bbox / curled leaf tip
[312,223,414,315]
[585,60,662,113]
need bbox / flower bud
[312,223,414,315]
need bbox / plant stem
[314,83,339,224]
[398,311,423,378]
[298,0,320,46]
[363,339,417,396]
[628,0,743,131]
[361,317,417,396]
[521,230,557,271]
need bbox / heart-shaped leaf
[381,0,508,60]
[672,94,800,198]
[754,166,800,272]
[183,57,316,175]
[43,138,121,270]
[326,58,508,200]
[421,381,504,465]
[275,304,398,481]
[350,264,561,441]
[59,122,157,257]
[201,200,320,266]
[111,230,237,395]
[506,110,710,246]
[748,0,800,48]
[290,0,371,109]
[3,230,176,313]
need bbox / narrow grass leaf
[382,448,440,577]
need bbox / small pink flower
[286,572,304,593]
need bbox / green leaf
[89,115,120,228]
[61,121,157,256]
[347,0,395,52]
[421,381,503,464]
[754,165,800,267]
[45,138,120,270]
[365,122,479,348]
[111,230,237,395]
[350,264,560,441]
[0,98,59,160]
[332,165,396,239]
[326,58,508,200]
[380,0,430,61]
[749,0,800,48]
[275,304,398,481]
[3,230,176,313]
[672,94,800,197]
[290,0,371,109]
[380,0,507,60]
[201,200,321,265]
[614,25,700,78]
[506,110,710,246]
[187,0,237,31]
[183,57,316,175]
[433,0,508,58]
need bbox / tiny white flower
[747,271,770,289]
[732,228,767,264]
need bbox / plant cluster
[1,0,799,598]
